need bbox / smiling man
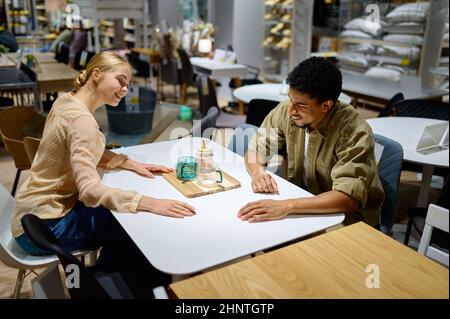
[238,57,384,227]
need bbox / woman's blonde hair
[73,51,130,92]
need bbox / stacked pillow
[339,16,384,74]
[343,17,384,37]
[385,2,429,23]
[340,16,384,40]
[378,2,429,63]
[364,65,408,82]
[363,2,430,81]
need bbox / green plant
[0,44,10,55]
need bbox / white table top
[102,137,344,275]
[342,73,449,101]
[233,83,352,105]
[367,117,449,168]
[190,57,248,78]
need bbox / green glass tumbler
[176,156,197,181]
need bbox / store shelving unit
[4,0,32,36]
[99,18,114,49]
[338,37,421,75]
[73,0,150,51]
[337,0,448,86]
[261,0,313,83]
[123,18,152,49]
[33,0,47,34]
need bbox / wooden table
[35,63,79,94]
[0,55,16,68]
[170,222,449,298]
[2,54,78,94]
[5,52,56,65]
[130,48,162,63]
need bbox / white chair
[418,204,449,267]
[0,183,95,298]
[152,286,169,299]
[31,264,67,299]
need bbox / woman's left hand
[123,159,173,178]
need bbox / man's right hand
[251,173,279,193]
[138,196,196,218]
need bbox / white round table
[233,83,353,105]
[367,117,449,206]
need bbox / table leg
[33,85,42,113]
[417,164,434,207]
[234,78,245,115]
[156,64,161,95]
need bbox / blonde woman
[12,52,195,265]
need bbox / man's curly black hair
[286,57,342,104]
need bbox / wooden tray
[163,170,241,198]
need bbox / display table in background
[367,117,449,207]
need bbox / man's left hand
[238,199,293,222]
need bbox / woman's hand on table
[123,159,173,178]
[138,196,196,218]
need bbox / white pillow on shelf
[340,29,373,39]
[377,45,421,61]
[385,22,425,35]
[364,66,403,82]
[386,2,430,23]
[338,54,370,68]
[344,43,377,54]
[383,34,424,46]
[344,17,384,36]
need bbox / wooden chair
[196,75,246,128]
[0,106,44,196]
[23,136,41,163]
[176,48,194,104]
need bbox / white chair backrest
[0,183,21,268]
[152,286,169,299]
[418,204,449,267]
[0,183,58,269]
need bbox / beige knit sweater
[12,93,142,237]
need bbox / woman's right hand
[138,196,196,218]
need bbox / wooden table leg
[233,78,245,115]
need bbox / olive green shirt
[248,100,384,227]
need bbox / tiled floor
[0,78,444,298]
